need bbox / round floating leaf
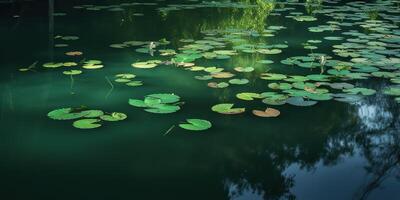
[100,112,127,121]
[126,81,143,87]
[63,70,82,75]
[286,97,317,106]
[333,93,364,103]
[252,108,280,117]
[116,73,136,79]
[115,78,131,83]
[257,60,274,64]
[73,119,101,129]
[147,93,180,104]
[211,72,235,79]
[343,87,376,96]
[371,71,398,78]
[229,79,249,85]
[211,103,245,115]
[207,82,229,89]
[236,93,262,101]
[268,83,292,90]
[145,104,180,114]
[81,110,104,118]
[179,119,212,131]
[234,67,254,72]
[65,51,83,56]
[128,99,148,107]
[47,108,87,120]
[132,62,157,69]
[383,86,400,96]
[261,73,287,81]
[257,49,282,55]
[82,64,104,69]
[43,62,64,68]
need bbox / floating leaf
[286,97,317,106]
[252,108,280,117]
[179,119,212,131]
[73,119,101,129]
[211,103,245,115]
[236,93,262,101]
[126,81,143,87]
[47,108,87,120]
[100,112,127,121]
[229,79,249,85]
[63,70,82,75]
[234,67,254,72]
[343,87,376,96]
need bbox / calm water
[1,0,400,199]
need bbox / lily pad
[286,97,318,106]
[236,93,262,101]
[47,108,87,120]
[100,112,127,121]
[343,87,376,96]
[179,119,212,131]
[211,103,245,115]
[73,119,101,129]
[252,108,280,117]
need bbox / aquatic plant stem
[70,75,74,94]
[105,76,114,99]
[163,125,175,136]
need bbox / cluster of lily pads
[128,93,212,131]
[73,2,156,13]
[128,93,182,114]
[41,0,400,133]
[47,107,127,129]
[114,73,143,87]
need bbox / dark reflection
[212,83,400,200]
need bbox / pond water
[1,0,400,199]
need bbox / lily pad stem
[163,125,175,136]
[105,76,114,99]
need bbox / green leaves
[100,112,127,121]
[343,87,376,96]
[131,60,162,69]
[129,93,181,114]
[211,103,245,115]
[47,108,127,129]
[179,119,212,131]
[236,93,262,101]
[47,108,87,120]
[73,119,102,129]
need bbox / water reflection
[215,81,400,199]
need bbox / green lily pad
[179,119,212,131]
[73,119,101,129]
[147,93,180,104]
[145,104,180,114]
[229,79,249,85]
[286,97,317,106]
[126,81,143,87]
[236,93,262,101]
[81,110,104,118]
[234,67,254,72]
[47,108,87,120]
[268,83,293,90]
[100,112,127,121]
[128,99,148,108]
[383,86,400,96]
[343,87,376,96]
[63,70,82,75]
[261,73,287,81]
[211,103,245,115]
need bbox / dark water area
[1,0,400,200]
